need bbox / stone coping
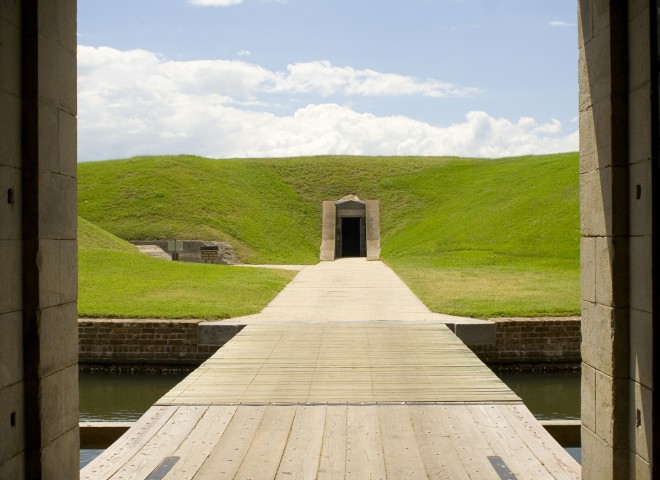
[487,316,581,323]
[79,318,206,323]
[79,316,580,324]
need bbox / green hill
[79,153,579,317]
[78,217,295,319]
[78,216,138,253]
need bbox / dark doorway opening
[341,217,361,257]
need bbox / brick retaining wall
[78,319,219,365]
[79,317,582,367]
[470,317,581,365]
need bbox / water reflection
[497,371,580,420]
[79,371,187,422]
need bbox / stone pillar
[365,200,381,260]
[625,2,655,477]
[0,4,26,477]
[320,201,336,261]
[579,1,655,478]
[0,1,79,479]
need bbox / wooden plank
[468,405,547,479]
[378,405,429,480]
[162,406,238,480]
[80,406,177,480]
[193,405,267,478]
[439,404,499,478]
[497,405,581,480]
[158,324,518,406]
[408,406,471,480]
[276,405,327,479]
[345,406,386,480]
[110,406,207,480]
[317,406,347,480]
[234,405,297,479]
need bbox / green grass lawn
[78,217,295,318]
[79,153,579,318]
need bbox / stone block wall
[0,1,79,478]
[579,1,655,478]
[0,4,26,477]
[470,318,582,365]
[79,320,219,365]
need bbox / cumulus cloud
[188,0,243,6]
[79,46,480,102]
[77,45,577,161]
[270,61,481,98]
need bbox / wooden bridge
[81,260,581,479]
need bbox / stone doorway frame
[320,195,380,261]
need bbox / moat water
[79,370,582,467]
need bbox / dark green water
[497,371,581,420]
[79,371,188,422]
[79,370,582,467]
[499,371,582,465]
[79,371,581,422]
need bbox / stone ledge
[197,323,245,346]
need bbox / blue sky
[77,0,578,161]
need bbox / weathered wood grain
[83,324,580,479]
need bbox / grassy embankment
[78,217,295,318]
[79,153,579,318]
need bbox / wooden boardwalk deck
[81,403,578,480]
[82,324,580,479]
[81,261,580,479]
[160,324,517,404]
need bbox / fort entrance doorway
[341,217,362,257]
[320,195,380,261]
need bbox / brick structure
[471,318,582,366]
[78,320,221,365]
[79,318,582,369]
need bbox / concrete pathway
[201,258,493,344]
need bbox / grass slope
[78,216,138,253]
[78,217,295,318]
[79,156,319,264]
[79,153,579,317]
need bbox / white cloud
[549,20,575,28]
[77,45,578,161]
[78,46,481,103]
[187,0,243,6]
[237,50,251,56]
[270,61,481,98]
